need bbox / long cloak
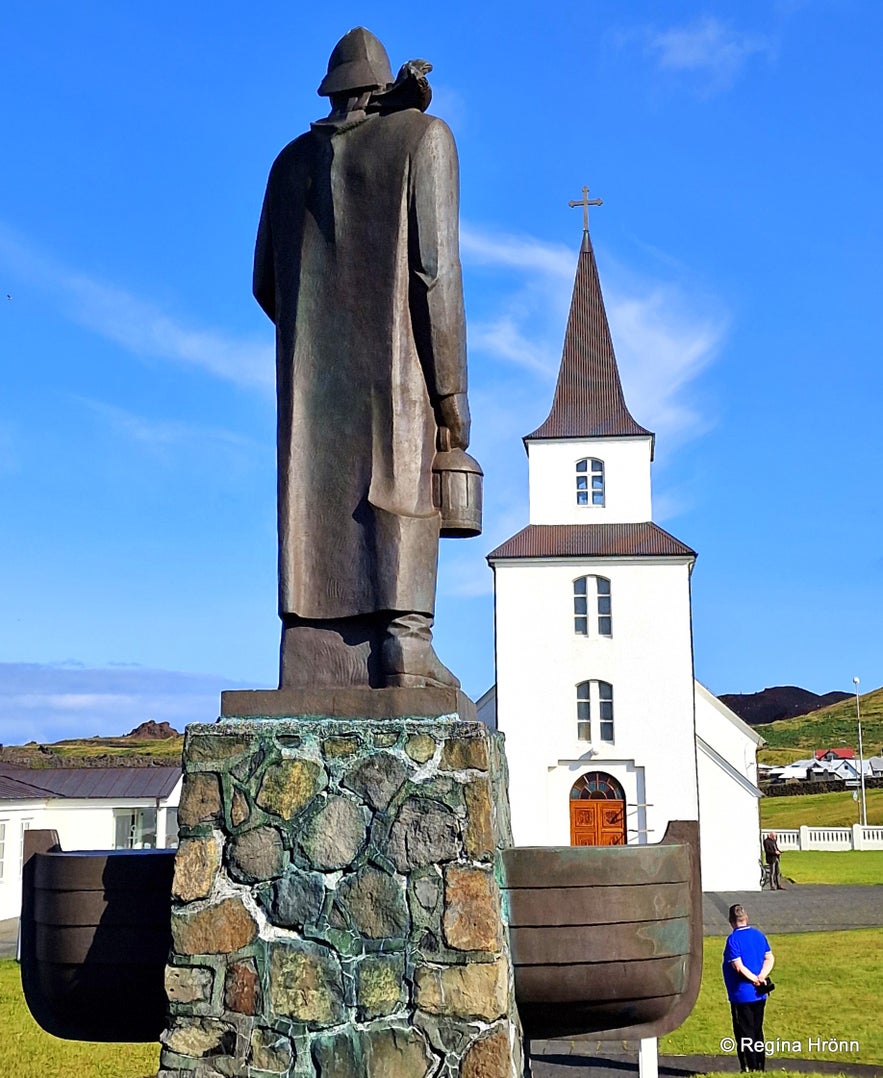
[254,109,467,620]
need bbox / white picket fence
[761,825,883,851]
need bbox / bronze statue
[254,28,475,691]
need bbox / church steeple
[526,192,651,442]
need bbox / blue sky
[2,1,880,742]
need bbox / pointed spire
[526,210,651,441]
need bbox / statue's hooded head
[318,28,394,97]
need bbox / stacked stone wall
[159,717,523,1078]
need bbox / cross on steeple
[568,185,603,232]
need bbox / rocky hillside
[0,721,183,768]
[720,685,851,726]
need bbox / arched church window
[570,771,625,800]
[575,680,615,742]
[576,458,605,506]
[573,576,612,636]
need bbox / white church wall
[697,748,762,891]
[493,555,698,848]
[694,683,762,891]
[527,436,653,525]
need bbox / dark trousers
[731,999,766,1071]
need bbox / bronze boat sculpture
[20,822,700,1044]
[19,829,175,1042]
[501,820,702,1041]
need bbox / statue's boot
[382,612,460,689]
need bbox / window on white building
[114,808,158,849]
[576,680,615,742]
[576,681,591,740]
[573,576,613,636]
[576,458,605,506]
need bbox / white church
[477,215,763,892]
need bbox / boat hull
[19,830,175,1042]
[500,820,702,1041]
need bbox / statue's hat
[318,28,394,97]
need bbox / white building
[0,766,181,921]
[481,223,762,891]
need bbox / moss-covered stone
[268,940,345,1026]
[440,737,489,772]
[323,735,361,757]
[355,953,405,1019]
[256,758,326,819]
[404,733,436,764]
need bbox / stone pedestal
[159,712,524,1078]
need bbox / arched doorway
[569,772,626,846]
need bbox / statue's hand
[437,393,471,450]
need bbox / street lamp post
[853,676,868,829]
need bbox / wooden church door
[569,772,626,845]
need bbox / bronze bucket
[433,426,483,537]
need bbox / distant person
[763,831,783,889]
[723,903,775,1073]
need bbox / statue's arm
[253,189,276,323]
[409,119,469,449]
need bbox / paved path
[703,883,883,935]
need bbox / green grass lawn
[660,929,883,1066]
[780,849,883,885]
[0,960,158,1078]
[761,788,883,829]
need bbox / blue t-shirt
[722,925,771,1003]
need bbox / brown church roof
[487,523,695,561]
[526,232,652,441]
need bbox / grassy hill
[756,685,883,763]
[0,729,183,768]
[760,787,883,828]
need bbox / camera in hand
[755,979,775,995]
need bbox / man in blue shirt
[722,903,775,1072]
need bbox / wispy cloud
[644,17,775,93]
[77,397,262,463]
[0,661,242,743]
[461,224,725,448]
[0,225,273,389]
